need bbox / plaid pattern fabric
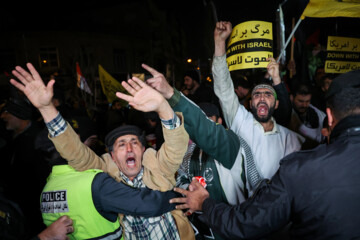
[48,112,180,239]
[121,169,180,240]
[160,112,180,130]
[46,112,67,137]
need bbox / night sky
[1,0,359,61]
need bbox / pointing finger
[141,63,160,77]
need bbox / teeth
[127,158,135,167]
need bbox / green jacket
[169,89,246,240]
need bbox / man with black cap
[51,77,194,240]
[10,63,194,239]
[0,95,50,238]
[171,69,360,239]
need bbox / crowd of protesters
[0,19,359,240]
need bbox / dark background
[0,0,359,102]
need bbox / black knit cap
[105,125,145,151]
[4,97,32,120]
[326,70,360,100]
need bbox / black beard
[251,104,275,123]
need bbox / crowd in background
[0,19,358,240]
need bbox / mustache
[256,101,269,108]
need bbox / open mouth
[126,157,136,168]
[257,104,269,116]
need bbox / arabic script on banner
[325,36,360,74]
[226,21,273,71]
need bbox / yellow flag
[301,0,360,19]
[98,64,127,104]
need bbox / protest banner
[226,21,273,71]
[325,36,360,73]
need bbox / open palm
[116,77,165,113]
[10,63,54,109]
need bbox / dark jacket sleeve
[92,172,178,222]
[198,172,291,239]
[168,88,240,169]
[273,82,292,127]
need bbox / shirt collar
[120,167,144,187]
[253,117,280,135]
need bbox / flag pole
[277,17,302,63]
[289,17,295,78]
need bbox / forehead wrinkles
[114,135,139,145]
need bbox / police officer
[172,69,360,239]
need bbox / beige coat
[50,112,194,239]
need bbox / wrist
[214,41,226,57]
[164,88,174,100]
[38,104,59,123]
[272,76,281,85]
[157,100,173,120]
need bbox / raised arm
[10,63,58,122]
[267,58,292,127]
[145,64,240,169]
[10,63,115,174]
[212,21,241,127]
[117,75,189,187]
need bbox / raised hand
[214,21,232,56]
[116,77,173,120]
[10,63,58,121]
[142,63,174,99]
[10,63,54,110]
[266,57,281,85]
[170,178,210,214]
[214,21,232,43]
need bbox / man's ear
[290,94,294,102]
[234,87,240,96]
[326,108,334,128]
[249,99,252,109]
[217,117,223,125]
[274,99,279,110]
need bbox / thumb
[47,79,56,92]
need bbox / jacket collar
[330,115,360,143]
